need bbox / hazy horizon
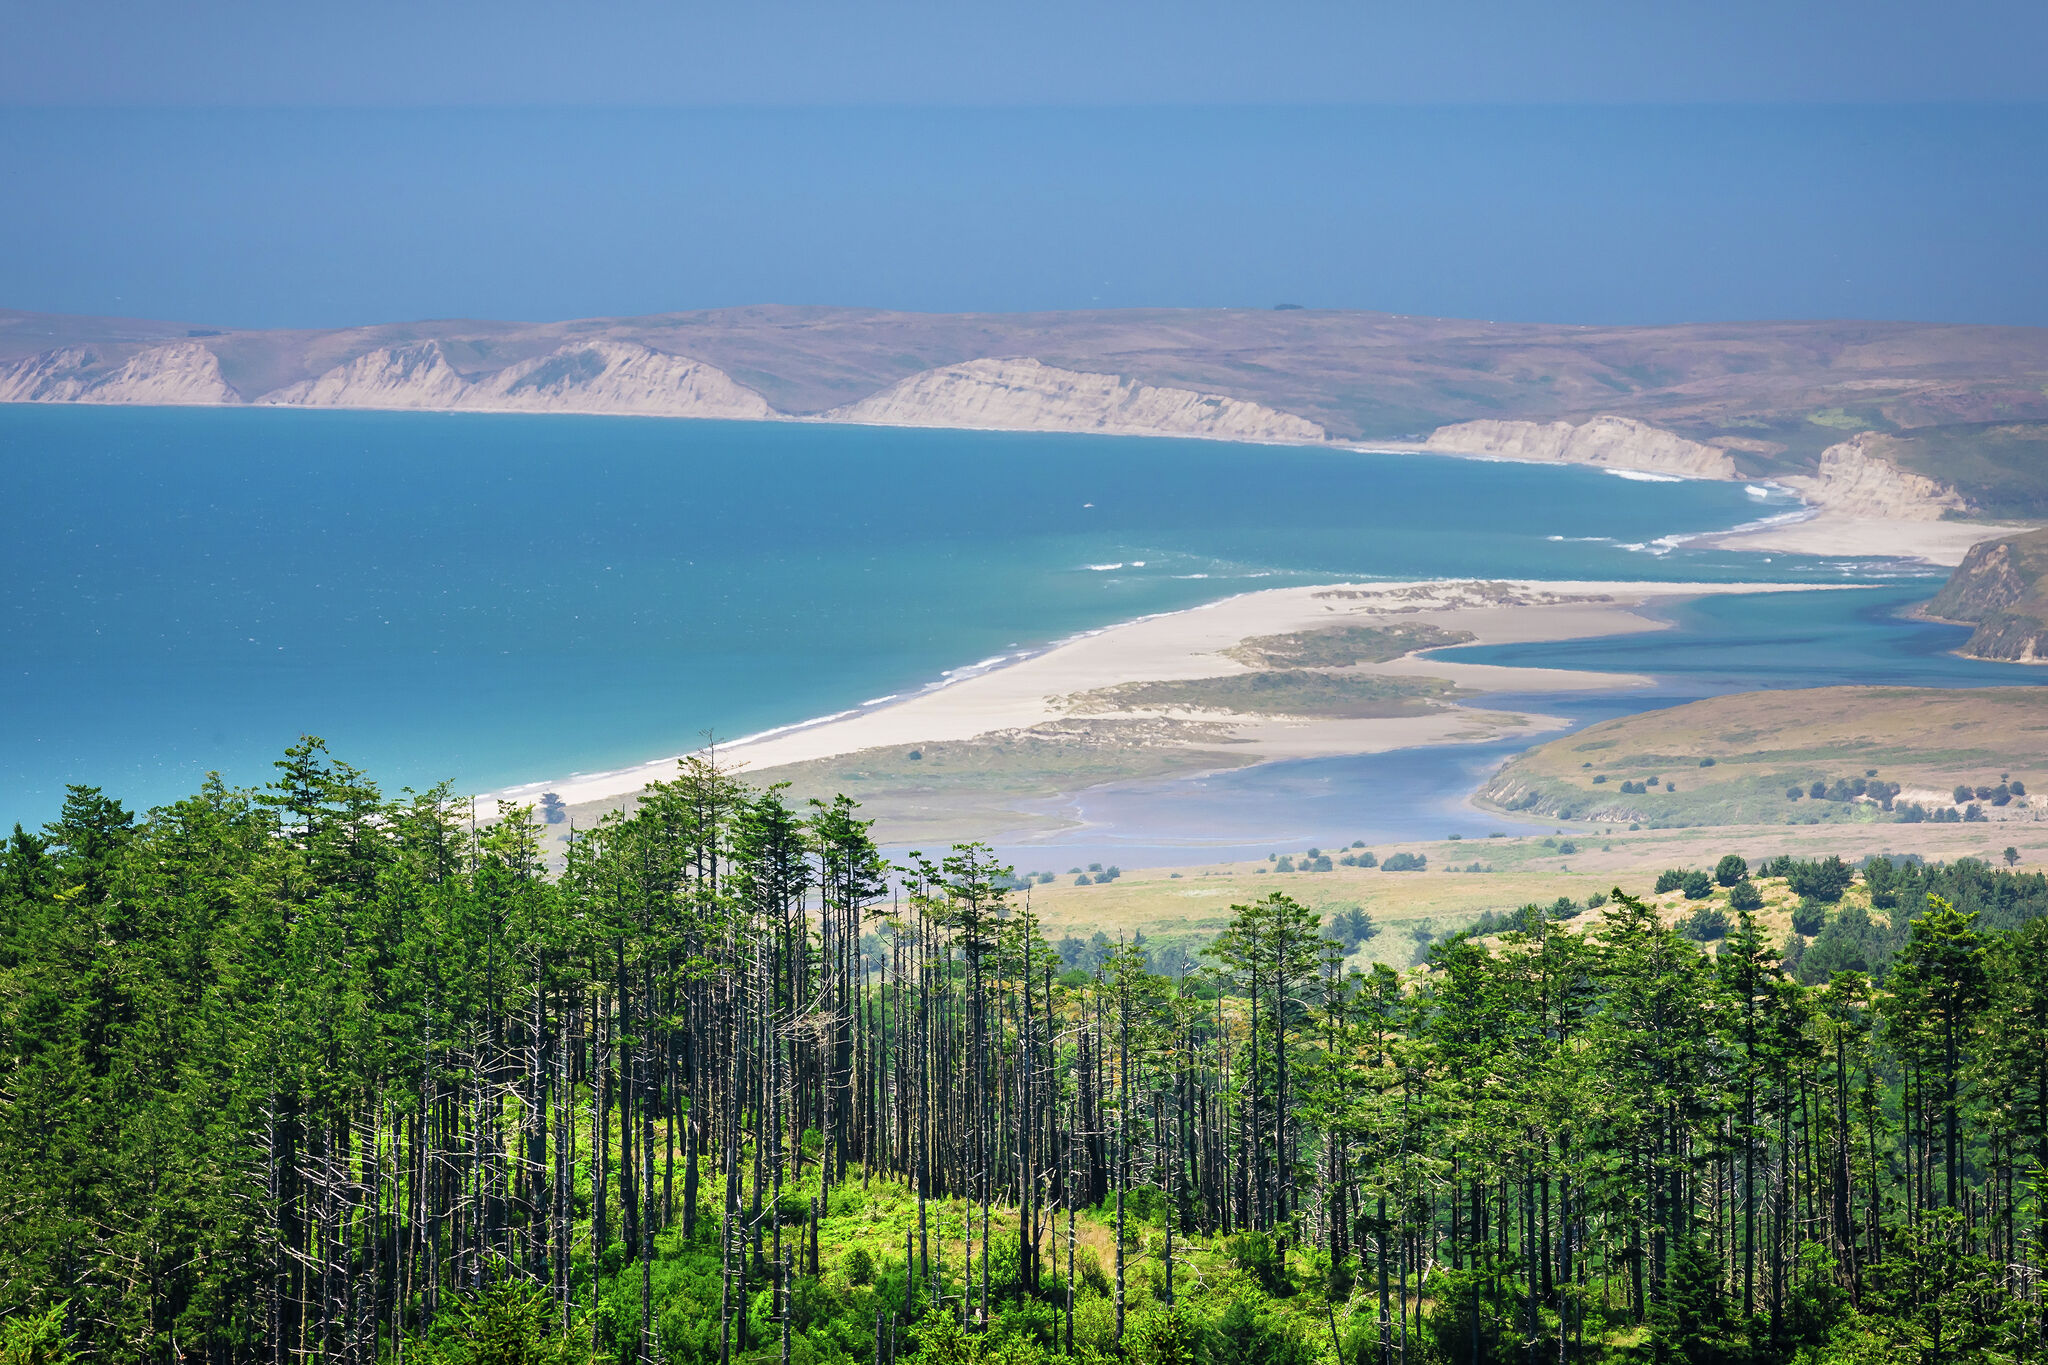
[6,103,2046,333]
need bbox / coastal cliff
[1421,416,1739,479]
[0,342,239,405]
[1789,434,1973,520]
[1924,528,2048,662]
[823,357,1328,443]
[473,341,775,418]
[262,341,471,408]
[0,311,2034,558]
[259,339,775,418]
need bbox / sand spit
[477,578,1826,819]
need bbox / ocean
[0,404,1931,829]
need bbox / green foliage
[15,747,2048,1365]
[0,1306,79,1365]
[1791,898,1827,937]
[1226,1233,1289,1296]
[1784,854,1854,902]
[1853,1211,2018,1362]
[1069,670,1462,720]
[1681,902,1732,941]
[416,1277,582,1365]
[1209,1295,1315,1365]
[1124,1303,1205,1365]
[1715,853,1749,886]
[1325,905,1377,951]
[1647,1228,1745,1365]
[1415,1267,1508,1365]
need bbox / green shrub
[1076,1247,1112,1298]
[1125,1304,1204,1365]
[1792,898,1828,937]
[1786,855,1854,903]
[1729,880,1765,913]
[1227,1231,1288,1295]
[843,1245,876,1285]
[0,1305,79,1365]
[1416,1267,1509,1365]
[1681,904,1731,941]
[1212,1295,1316,1365]
[1681,870,1714,900]
[1715,853,1749,886]
[421,1277,581,1365]
[1072,1296,1119,1352]
[1655,868,1686,893]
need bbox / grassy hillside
[1925,526,2048,661]
[1475,686,2048,827]
[1016,814,2039,971]
[1860,420,2048,518]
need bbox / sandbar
[481,578,1827,821]
[1698,512,2030,565]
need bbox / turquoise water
[0,405,1898,826]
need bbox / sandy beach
[482,578,1825,821]
[1699,511,2031,564]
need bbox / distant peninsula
[6,304,2045,560]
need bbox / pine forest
[10,739,2048,1365]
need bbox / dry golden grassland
[1016,817,2039,969]
[1479,685,2048,828]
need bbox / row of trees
[5,742,2048,1362]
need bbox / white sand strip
[479,579,1830,816]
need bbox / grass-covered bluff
[1478,685,2046,828]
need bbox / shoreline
[480,577,1833,822]
[24,399,2026,565]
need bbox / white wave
[1712,507,1818,537]
[724,708,863,748]
[940,654,1012,679]
[1546,535,1614,543]
[862,694,899,706]
[1604,469,1685,484]
[1745,484,1771,498]
[1085,562,1124,572]
[1173,572,1211,579]
[1130,560,1146,567]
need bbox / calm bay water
[0,404,1917,827]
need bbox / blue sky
[3,2,2044,328]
